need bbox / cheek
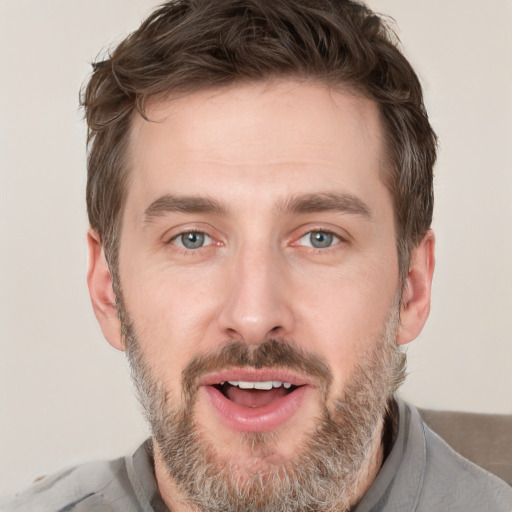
[292,262,398,386]
[120,261,224,364]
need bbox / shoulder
[417,419,512,511]
[0,456,138,512]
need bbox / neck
[153,419,386,512]
[154,442,197,512]
[346,417,385,509]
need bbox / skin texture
[120,301,404,512]
[87,80,435,511]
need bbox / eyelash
[294,228,344,251]
[166,227,347,254]
[167,229,215,253]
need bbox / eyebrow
[142,191,372,222]
[277,192,372,219]
[143,194,226,222]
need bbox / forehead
[125,80,388,215]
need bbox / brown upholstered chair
[419,408,512,485]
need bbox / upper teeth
[220,380,292,390]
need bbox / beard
[120,298,406,512]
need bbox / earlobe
[397,230,435,346]
[87,229,124,351]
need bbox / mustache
[181,338,333,403]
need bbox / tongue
[224,385,288,407]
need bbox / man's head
[84,2,436,511]
[83,0,436,281]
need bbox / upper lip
[200,368,312,388]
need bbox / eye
[298,230,340,249]
[172,231,212,250]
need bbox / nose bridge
[217,236,294,343]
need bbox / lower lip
[202,385,309,432]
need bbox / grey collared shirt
[3,400,512,511]
[354,400,512,511]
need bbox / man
[4,0,511,510]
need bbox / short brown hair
[82,0,436,279]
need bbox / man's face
[115,80,403,509]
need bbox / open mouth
[214,380,300,408]
[201,372,309,432]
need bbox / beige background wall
[1,0,511,497]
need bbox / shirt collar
[353,400,427,512]
[126,400,427,512]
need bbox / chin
[124,299,403,512]
[204,427,300,472]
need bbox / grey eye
[175,232,211,249]
[309,231,334,248]
[297,230,339,249]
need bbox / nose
[217,243,295,344]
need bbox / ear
[87,229,124,351]
[397,230,435,345]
